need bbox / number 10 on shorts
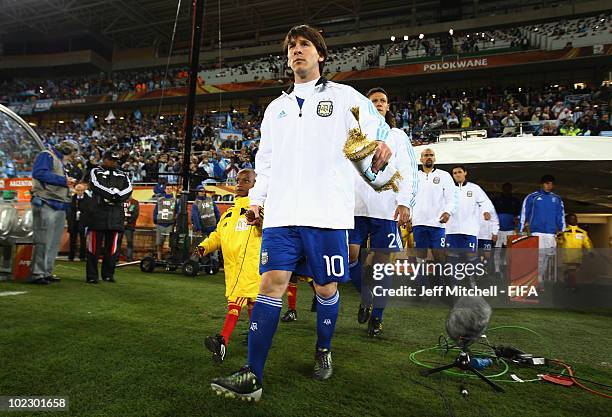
[323,255,344,277]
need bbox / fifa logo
[323,319,331,325]
[250,322,258,331]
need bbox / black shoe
[357,304,372,324]
[310,296,317,312]
[103,277,116,283]
[46,275,61,283]
[281,309,297,322]
[367,317,383,337]
[313,348,333,380]
[205,334,227,363]
[86,279,99,284]
[30,278,50,285]
[210,366,262,402]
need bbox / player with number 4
[445,165,494,287]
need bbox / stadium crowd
[28,82,610,183]
[8,82,606,181]
[390,84,612,144]
[2,13,609,103]
[36,111,262,184]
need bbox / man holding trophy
[210,24,397,401]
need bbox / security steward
[85,151,133,284]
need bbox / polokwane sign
[424,58,489,72]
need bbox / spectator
[501,110,519,136]
[447,111,459,128]
[460,113,472,129]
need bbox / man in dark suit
[68,182,89,261]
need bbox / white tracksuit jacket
[249,77,390,229]
[446,181,495,237]
[412,168,457,228]
[354,128,418,220]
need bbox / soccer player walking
[411,149,457,286]
[210,25,392,401]
[349,87,418,337]
[445,165,494,286]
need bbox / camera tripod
[420,346,505,392]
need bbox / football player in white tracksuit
[349,87,418,337]
[446,165,494,286]
[211,25,393,401]
[411,149,457,254]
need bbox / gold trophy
[343,106,402,192]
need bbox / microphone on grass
[445,296,492,347]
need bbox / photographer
[85,151,133,284]
[29,140,78,284]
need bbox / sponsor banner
[423,58,488,72]
[37,44,611,107]
[331,43,612,81]
[0,178,32,202]
[53,98,87,106]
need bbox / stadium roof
[0,0,422,50]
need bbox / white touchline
[0,291,27,297]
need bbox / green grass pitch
[1,261,610,417]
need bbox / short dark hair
[451,165,468,172]
[283,25,328,74]
[540,174,555,183]
[366,87,396,128]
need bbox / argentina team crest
[316,100,333,117]
[433,177,440,184]
[261,249,269,265]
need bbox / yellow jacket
[198,196,261,299]
[557,225,593,264]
